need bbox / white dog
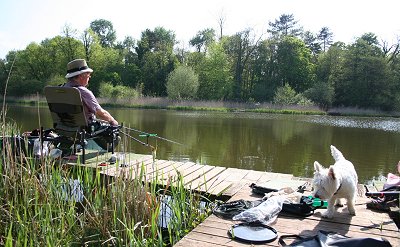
[312,145,358,218]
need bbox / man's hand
[110,119,119,126]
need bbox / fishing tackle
[121,126,183,146]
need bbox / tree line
[0,14,399,111]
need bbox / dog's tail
[330,145,345,161]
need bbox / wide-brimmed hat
[65,59,93,78]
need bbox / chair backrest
[44,86,87,136]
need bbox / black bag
[282,196,317,217]
[250,183,279,194]
[250,183,321,217]
[279,230,392,247]
[212,199,262,219]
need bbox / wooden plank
[190,225,277,246]
[257,171,293,182]
[187,166,227,191]
[155,161,199,184]
[241,170,265,183]
[181,165,215,185]
[101,155,154,178]
[154,161,194,185]
[222,168,250,182]
[195,215,400,246]
[196,167,234,194]
[182,230,272,247]
[223,182,248,197]
[174,237,225,247]
[178,162,204,179]
[203,181,233,197]
[100,154,153,176]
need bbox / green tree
[336,33,393,109]
[276,36,315,92]
[117,36,137,65]
[60,24,82,61]
[318,27,334,52]
[136,27,178,96]
[81,28,96,62]
[0,51,23,96]
[196,41,233,100]
[189,28,216,53]
[268,14,303,38]
[8,79,45,96]
[311,42,346,109]
[224,29,261,100]
[166,65,199,100]
[92,49,122,94]
[90,19,117,48]
[15,39,69,84]
[304,81,334,109]
[385,40,400,110]
[251,39,280,102]
[0,59,6,95]
[114,36,141,89]
[302,31,321,58]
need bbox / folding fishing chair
[43,86,119,163]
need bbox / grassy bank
[0,122,213,246]
[4,95,326,115]
[5,95,400,117]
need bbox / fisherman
[63,58,119,150]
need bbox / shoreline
[4,96,400,118]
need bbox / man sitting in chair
[63,58,119,150]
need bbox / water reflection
[6,105,400,183]
[308,115,400,132]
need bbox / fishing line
[120,130,157,162]
[119,130,154,149]
[121,126,184,146]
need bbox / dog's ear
[328,166,336,180]
[314,161,323,172]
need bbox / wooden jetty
[68,151,400,246]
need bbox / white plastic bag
[232,195,284,225]
[33,138,49,157]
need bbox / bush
[304,81,333,109]
[273,83,314,106]
[46,74,67,87]
[8,79,46,96]
[166,65,199,100]
[98,82,139,99]
[273,83,297,105]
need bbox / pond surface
[6,105,400,183]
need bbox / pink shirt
[64,81,101,123]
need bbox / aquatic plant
[0,123,213,246]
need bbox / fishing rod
[119,130,155,150]
[366,191,400,197]
[365,186,400,201]
[121,126,184,146]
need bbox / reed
[0,122,212,246]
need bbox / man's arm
[96,107,118,126]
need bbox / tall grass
[0,121,212,246]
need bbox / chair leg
[111,133,115,154]
[81,130,86,164]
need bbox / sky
[1,0,399,59]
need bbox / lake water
[6,105,400,183]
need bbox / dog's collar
[333,183,342,195]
